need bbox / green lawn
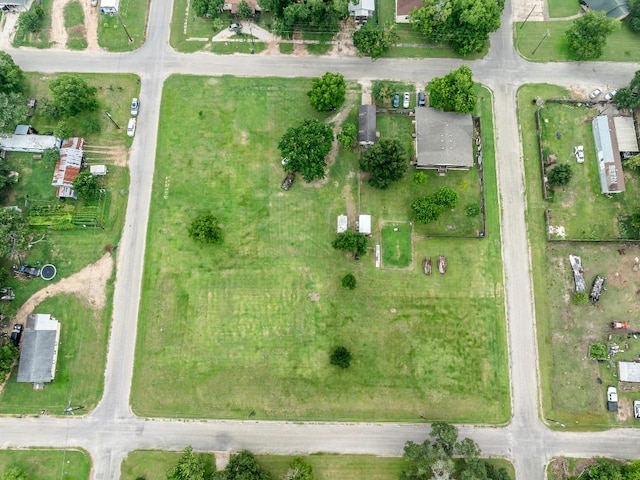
[12,0,53,48]
[64,0,87,50]
[547,0,581,17]
[0,449,90,480]
[130,76,509,422]
[97,0,151,51]
[515,20,640,62]
[381,223,412,268]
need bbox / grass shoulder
[0,448,91,480]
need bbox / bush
[188,213,223,244]
[572,291,589,305]
[413,171,427,185]
[53,119,73,139]
[547,163,573,187]
[589,342,608,360]
[81,118,101,135]
[341,273,356,289]
[465,202,481,217]
[330,346,352,369]
[42,147,60,164]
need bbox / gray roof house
[0,0,27,9]
[414,107,473,172]
[17,314,61,385]
[582,0,630,19]
[592,115,625,194]
[358,104,377,147]
[619,361,640,382]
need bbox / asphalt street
[2,0,640,478]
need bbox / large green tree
[428,65,477,113]
[565,11,618,61]
[0,344,20,383]
[278,119,334,182]
[630,0,640,32]
[214,450,270,480]
[279,0,348,35]
[49,74,99,118]
[192,0,224,16]
[0,208,28,259]
[17,2,44,33]
[0,52,25,95]
[613,69,640,110]
[332,230,368,256]
[360,139,407,189]
[410,0,504,55]
[0,92,28,134]
[166,446,207,480]
[547,163,573,187]
[72,172,99,200]
[188,213,224,244]
[353,22,399,59]
[307,72,346,112]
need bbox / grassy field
[519,84,640,429]
[538,102,640,240]
[130,77,509,422]
[97,0,151,51]
[381,223,412,268]
[0,449,90,480]
[515,20,640,62]
[12,0,53,48]
[64,0,87,50]
[547,0,581,17]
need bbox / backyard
[0,449,90,480]
[131,76,509,422]
[519,84,640,428]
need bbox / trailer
[611,321,629,330]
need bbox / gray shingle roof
[415,108,473,169]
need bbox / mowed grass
[0,449,90,480]
[64,0,87,50]
[515,20,640,62]
[547,0,581,17]
[131,76,509,422]
[0,293,112,414]
[381,223,412,268]
[97,0,151,51]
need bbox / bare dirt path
[81,0,100,52]
[50,0,72,48]
[13,253,113,322]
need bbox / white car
[403,92,410,108]
[604,90,617,101]
[634,400,640,419]
[607,386,618,412]
[127,118,136,137]
[130,97,139,116]
[589,88,602,100]
[574,145,584,164]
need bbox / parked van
[127,118,136,137]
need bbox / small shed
[613,116,639,154]
[337,214,348,233]
[358,104,377,147]
[90,165,108,176]
[619,361,640,382]
[99,0,119,13]
[358,214,372,235]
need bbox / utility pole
[531,29,550,56]
[104,111,120,129]
[520,4,537,29]
[249,22,255,54]
[116,12,133,43]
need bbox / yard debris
[422,257,432,276]
[0,287,15,301]
[611,321,629,330]
[549,225,566,239]
[438,255,447,274]
[281,173,294,191]
[569,254,586,292]
[589,275,605,303]
[308,292,320,301]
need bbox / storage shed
[90,165,108,176]
[619,361,640,382]
[99,0,119,13]
[592,115,625,194]
[337,214,348,233]
[358,214,372,235]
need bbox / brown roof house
[52,137,84,199]
[396,0,423,22]
[223,0,260,14]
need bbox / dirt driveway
[49,0,99,51]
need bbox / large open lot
[131,76,509,422]
[519,84,640,428]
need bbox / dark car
[392,93,400,108]
[418,91,426,107]
[10,323,23,347]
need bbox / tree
[373,82,394,106]
[589,342,608,359]
[624,460,640,480]
[49,74,99,118]
[624,153,640,170]
[332,231,367,256]
[400,439,438,480]
[547,163,573,187]
[428,66,477,113]
[413,172,427,185]
[353,22,399,59]
[360,139,407,189]
[214,450,270,480]
[17,3,45,33]
[0,208,28,259]
[465,202,480,217]
[613,87,637,109]
[282,457,314,480]
[42,148,60,164]
[0,52,25,94]
[330,346,352,368]
[167,446,206,480]
[237,0,253,18]
[278,119,333,182]
[431,422,459,456]
[341,272,356,289]
[582,460,623,480]
[188,213,223,244]
[192,0,224,16]
[278,0,348,36]
[630,0,640,32]
[432,187,458,210]
[0,465,28,480]
[0,92,28,134]
[412,195,443,224]
[73,172,99,200]
[0,344,19,381]
[565,11,618,61]
[307,72,346,112]
[54,119,73,139]
[337,123,357,148]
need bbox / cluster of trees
[0,208,28,260]
[428,66,477,113]
[0,52,27,135]
[411,187,459,224]
[0,343,19,383]
[409,0,504,55]
[629,0,640,33]
[372,81,398,107]
[307,72,346,112]
[332,230,368,256]
[360,139,407,189]
[614,70,640,110]
[279,119,333,182]
[546,163,573,187]
[73,172,100,200]
[400,422,511,480]
[353,23,399,59]
[259,0,348,37]
[571,459,640,480]
[18,2,45,34]
[192,0,224,17]
[565,11,618,61]
[188,213,224,244]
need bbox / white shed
[358,214,372,235]
[99,0,119,13]
[619,361,640,382]
[337,214,348,233]
[90,165,108,176]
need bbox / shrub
[413,171,427,185]
[572,291,589,305]
[330,346,352,369]
[341,273,356,289]
[589,342,608,360]
[188,213,223,244]
[81,118,101,135]
[465,202,481,217]
[53,119,73,139]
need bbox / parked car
[634,400,640,419]
[130,97,139,116]
[13,265,40,278]
[127,118,137,137]
[392,93,400,108]
[607,386,618,412]
[228,23,242,32]
[418,91,426,107]
[574,145,584,164]
[403,92,410,108]
[10,323,23,347]
[281,173,294,191]
[589,88,602,100]
[604,90,617,101]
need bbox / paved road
[3,0,640,478]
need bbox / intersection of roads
[2,1,640,478]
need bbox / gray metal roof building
[414,108,473,172]
[17,314,61,385]
[619,361,640,382]
[358,104,377,147]
[613,116,639,153]
[592,115,625,194]
[582,0,630,19]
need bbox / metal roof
[619,362,640,382]
[17,314,61,384]
[613,116,639,153]
[592,115,625,194]
[358,105,377,146]
[583,0,630,18]
[358,214,371,235]
[415,107,473,170]
[52,137,84,198]
[0,134,59,153]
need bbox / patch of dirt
[308,292,320,301]
[81,0,99,52]
[240,131,249,145]
[292,31,307,56]
[13,253,113,325]
[262,40,281,56]
[607,270,626,288]
[328,19,357,57]
[50,0,72,48]
[549,457,599,480]
[215,452,230,471]
[342,182,356,223]
[84,145,129,167]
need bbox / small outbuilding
[90,165,108,176]
[619,361,640,382]
[17,314,61,386]
[337,214,348,233]
[99,0,119,14]
[358,214,372,235]
[592,115,625,194]
[613,116,639,155]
